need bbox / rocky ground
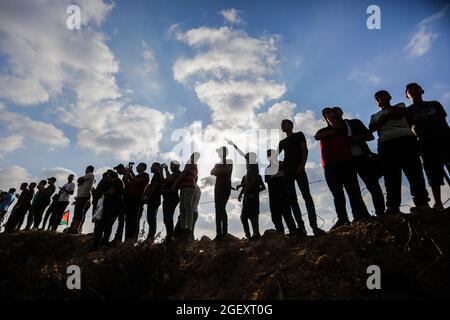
[0,207,449,300]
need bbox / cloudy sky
[0,0,449,238]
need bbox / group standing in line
[0,83,448,249]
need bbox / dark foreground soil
[0,207,449,300]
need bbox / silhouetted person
[5,182,36,232]
[279,119,324,236]
[41,192,60,230]
[123,163,149,241]
[112,164,129,242]
[315,108,370,228]
[0,188,16,226]
[210,146,233,240]
[238,168,266,240]
[92,170,124,250]
[49,174,75,231]
[173,152,200,239]
[161,161,181,242]
[192,176,201,239]
[143,162,163,243]
[265,150,297,234]
[92,172,107,211]
[333,107,385,216]
[66,166,95,233]
[30,177,56,229]
[25,179,47,230]
[406,83,450,211]
[369,90,430,214]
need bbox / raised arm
[314,127,336,141]
[226,139,246,158]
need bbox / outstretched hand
[225,138,234,146]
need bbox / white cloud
[60,101,173,160]
[219,8,244,24]
[0,0,120,106]
[0,166,34,191]
[0,104,69,148]
[0,0,173,160]
[173,27,280,83]
[195,79,286,127]
[347,71,381,85]
[140,40,158,75]
[405,5,449,57]
[0,134,24,158]
[39,167,76,185]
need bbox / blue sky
[0,0,449,237]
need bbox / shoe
[432,203,445,212]
[213,234,222,241]
[249,234,261,241]
[312,227,325,236]
[330,219,350,231]
[384,208,402,216]
[296,227,307,236]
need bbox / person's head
[190,152,201,164]
[47,177,57,185]
[281,119,294,133]
[114,164,126,175]
[107,170,119,181]
[86,165,94,174]
[333,106,344,118]
[170,160,180,173]
[29,182,37,190]
[266,149,278,161]
[68,174,75,183]
[245,152,257,164]
[322,107,337,124]
[151,162,161,173]
[374,90,392,108]
[216,146,228,160]
[136,162,147,173]
[405,83,424,101]
[8,188,16,194]
[38,180,47,187]
[20,183,28,190]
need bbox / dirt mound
[1,207,449,299]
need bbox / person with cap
[24,180,47,230]
[406,83,450,212]
[369,90,430,215]
[65,165,95,234]
[210,146,233,240]
[49,174,75,231]
[161,161,181,243]
[0,188,16,226]
[30,177,56,230]
[279,119,325,236]
[143,162,163,243]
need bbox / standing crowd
[0,83,448,249]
